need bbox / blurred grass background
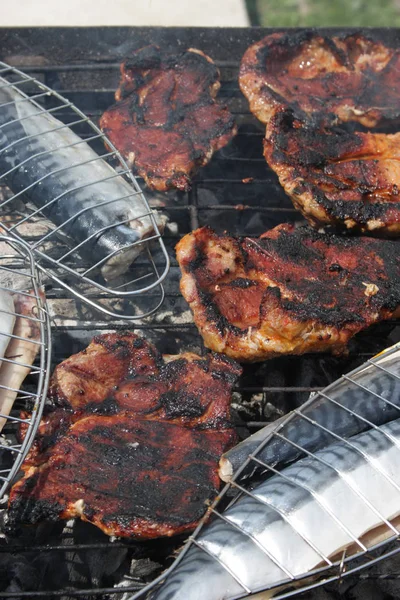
[246,0,400,26]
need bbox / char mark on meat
[176,225,400,362]
[239,32,400,236]
[100,45,237,192]
[264,108,400,236]
[9,333,241,539]
[239,31,400,128]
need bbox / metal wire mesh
[136,343,400,600]
[0,234,51,500]
[0,62,169,321]
[0,36,399,600]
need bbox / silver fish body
[220,347,400,481]
[0,79,160,279]
[152,417,400,600]
[149,343,400,600]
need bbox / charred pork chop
[239,32,400,236]
[176,225,400,362]
[264,108,400,236]
[100,45,236,192]
[239,31,400,128]
[8,332,241,538]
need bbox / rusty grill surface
[0,27,399,600]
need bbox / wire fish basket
[133,342,400,600]
[0,234,51,501]
[0,62,169,321]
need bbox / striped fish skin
[0,80,159,280]
[151,417,400,600]
[220,346,400,480]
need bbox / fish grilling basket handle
[0,62,170,321]
[0,234,51,501]
[127,342,400,600]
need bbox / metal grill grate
[0,30,399,600]
[0,234,51,500]
[0,62,169,321]
[192,344,400,599]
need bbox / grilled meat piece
[9,332,241,538]
[264,108,400,236]
[239,32,400,236]
[176,225,400,362]
[239,31,400,128]
[100,45,236,192]
[49,331,160,411]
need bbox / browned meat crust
[9,332,241,539]
[239,32,400,236]
[239,31,400,128]
[264,108,400,236]
[100,45,237,192]
[176,225,400,362]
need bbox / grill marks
[8,332,241,538]
[176,225,400,362]
[240,32,400,236]
[100,45,236,192]
[49,332,160,411]
[11,418,232,536]
[239,31,398,128]
[264,109,400,236]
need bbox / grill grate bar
[0,116,88,158]
[368,360,400,380]
[0,131,105,184]
[0,541,138,552]
[17,59,239,73]
[0,62,170,320]
[0,585,144,598]
[187,187,200,231]
[247,453,369,551]
[0,234,51,499]
[217,484,333,567]
[0,42,399,600]
[189,536,253,593]
[271,428,400,535]
[0,101,74,131]
[293,408,400,491]
[0,411,30,423]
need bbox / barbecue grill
[0,26,399,600]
